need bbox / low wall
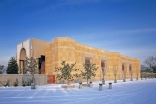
[0,74,47,86]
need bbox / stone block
[61,85,75,88]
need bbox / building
[16,37,140,82]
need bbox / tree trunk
[32,72,35,83]
[102,74,105,84]
[103,73,104,81]
[87,78,88,84]
[131,74,133,81]
[136,74,138,80]
[31,71,35,89]
[102,79,105,84]
[103,76,105,81]
[67,80,71,85]
[114,75,117,83]
[115,75,116,80]
[123,75,126,82]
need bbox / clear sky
[0,0,156,66]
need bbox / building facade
[17,37,140,81]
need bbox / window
[129,65,131,71]
[101,60,105,73]
[83,53,94,64]
[122,63,124,71]
[85,57,91,64]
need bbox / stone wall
[17,39,31,69]
[0,74,47,86]
[32,38,50,58]
[16,38,50,73]
[45,37,140,82]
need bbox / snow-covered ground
[0,78,156,104]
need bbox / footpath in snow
[0,78,156,104]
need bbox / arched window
[20,48,26,60]
[20,48,27,74]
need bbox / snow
[0,78,156,104]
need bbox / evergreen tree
[7,57,18,74]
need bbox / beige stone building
[17,37,140,82]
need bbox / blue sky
[0,0,156,66]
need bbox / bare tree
[134,62,139,80]
[113,66,118,83]
[129,65,133,81]
[136,69,139,80]
[122,64,127,82]
[123,70,126,82]
[24,57,38,89]
[144,56,156,73]
[101,67,107,84]
[112,58,118,83]
[141,65,146,72]
[0,65,4,74]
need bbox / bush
[4,80,10,87]
[14,78,18,87]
